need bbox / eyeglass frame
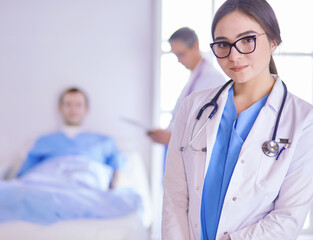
[210,32,267,59]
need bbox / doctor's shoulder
[185,83,226,107]
[175,84,227,125]
[285,91,313,121]
[282,91,313,153]
[202,61,226,85]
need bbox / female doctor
[162,0,313,240]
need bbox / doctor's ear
[270,40,278,53]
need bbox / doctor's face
[213,11,277,84]
[59,92,88,126]
[170,40,199,70]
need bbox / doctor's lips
[231,65,248,72]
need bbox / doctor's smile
[230,65,248,72]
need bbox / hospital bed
[0,152,152,240]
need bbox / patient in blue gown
[0,88,141,224]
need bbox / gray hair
[169,27,199,48]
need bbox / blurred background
[0,0,312,239]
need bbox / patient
[18,87,123,189]
[0,87,141,224]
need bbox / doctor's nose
[228,46,243,61]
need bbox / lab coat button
[196,186,200,191]
[224,231,228,235]
[241,159,245,164]
[232,197,237,201]
[194,224,198,228]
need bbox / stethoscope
[180,79,290,159]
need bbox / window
[270,0,313,104]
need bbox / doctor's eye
[240,36,256,45]
[215,42,230,49]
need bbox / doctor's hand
[147,129,171,145]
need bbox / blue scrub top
[200,87,269,240]
[18,132,125,177]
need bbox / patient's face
[59,92,88,126]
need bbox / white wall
[0,0,154,174]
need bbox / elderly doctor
[162,0,313,240]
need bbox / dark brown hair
[211,0,281,74]
[59,87,89,107]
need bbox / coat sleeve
[229,111,313,240]
[162,98,191,240]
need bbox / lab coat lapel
[215,77,286,238]
[204,82,233,175]
[239,77,284,155]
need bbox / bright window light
[269,0,313,54]
[274,55,313,103]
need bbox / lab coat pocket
[182,147,206,166]
[182,147,207,181]
[256,146,294,194]
[181,125,207,164]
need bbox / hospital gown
[18,131,124,180]
[0,131,141,224]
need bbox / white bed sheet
[0,150,152,240]
[0,212,149,240]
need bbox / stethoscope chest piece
[262,140,279,157]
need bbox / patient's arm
[110,170,126,189]
[103,138,127,189]
[17,137,47,178]
[17,153,42,178]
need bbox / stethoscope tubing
[271,81,287,141]
[196,79,233,120]
[181,79,288,158]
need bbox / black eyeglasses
[210,33,266,59]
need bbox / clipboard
[120,117,150,132]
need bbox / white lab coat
[168,58,225,131]
[162,76,313,240]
